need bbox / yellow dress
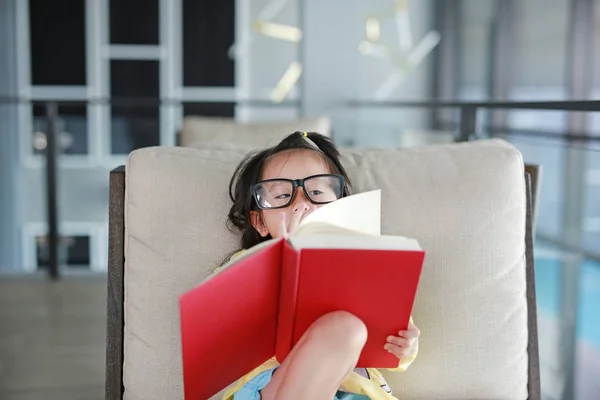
[213,251,418,400]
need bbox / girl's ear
[250,211,269,237]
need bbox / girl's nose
[291,187,314,212]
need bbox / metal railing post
[45,101,60,280]
[458,106,477,142]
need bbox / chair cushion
[179,115,331,148]
[122,139,529,400]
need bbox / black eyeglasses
[252,174,345,210]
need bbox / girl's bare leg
[260,311,367,400]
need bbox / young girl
[220,131,420,400]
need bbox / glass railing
[337,99,600,400]
[0,97,300,278]
[1,96,598,400]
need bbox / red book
[179,191,425,399]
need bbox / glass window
[593,0,600,95]
[512,0,569,91]
[458,0,496,100]
[36,235,90,269]
[29,0,86,85]
[182,103,235,118]
[508,0,570,133]
[589,1,600,136]
[582,149,600,253]
[183,0,235,87]
[110,60,160,154]
[109,0,159,44]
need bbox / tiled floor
[0,277,106,400]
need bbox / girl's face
[250,149,336,239]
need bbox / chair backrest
[106,140,540,400]
[178,116,332,147]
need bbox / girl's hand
[384,320,420,360]
[279,204,314,237]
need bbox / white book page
[215,236,278,272]
[289,233,421,251]
[290,222,368,237]
[296,190,381,236]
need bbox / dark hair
[226,131,352,253]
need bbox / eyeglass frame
[251,173,346,210]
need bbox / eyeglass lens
[254,175,343,209]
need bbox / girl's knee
[310,311,368,348]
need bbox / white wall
[303,0,434,106]
[234,0,301,122]
[301,0,435,146]
[235,0,436,145]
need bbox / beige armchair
[178,115,332,148]
[106,139,540,399]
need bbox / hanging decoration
[228,0,302,103]
[360,0,441,100]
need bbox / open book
[179,190,425,399]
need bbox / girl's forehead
[261,149,331,180]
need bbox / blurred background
[0,0,598,399]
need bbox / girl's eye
[275,193,291,200]
[309,190,323,196]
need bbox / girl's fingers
[398,326,420,339]
[383,343,413,359]
[280,214,289,238]
[386,335,410,348]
